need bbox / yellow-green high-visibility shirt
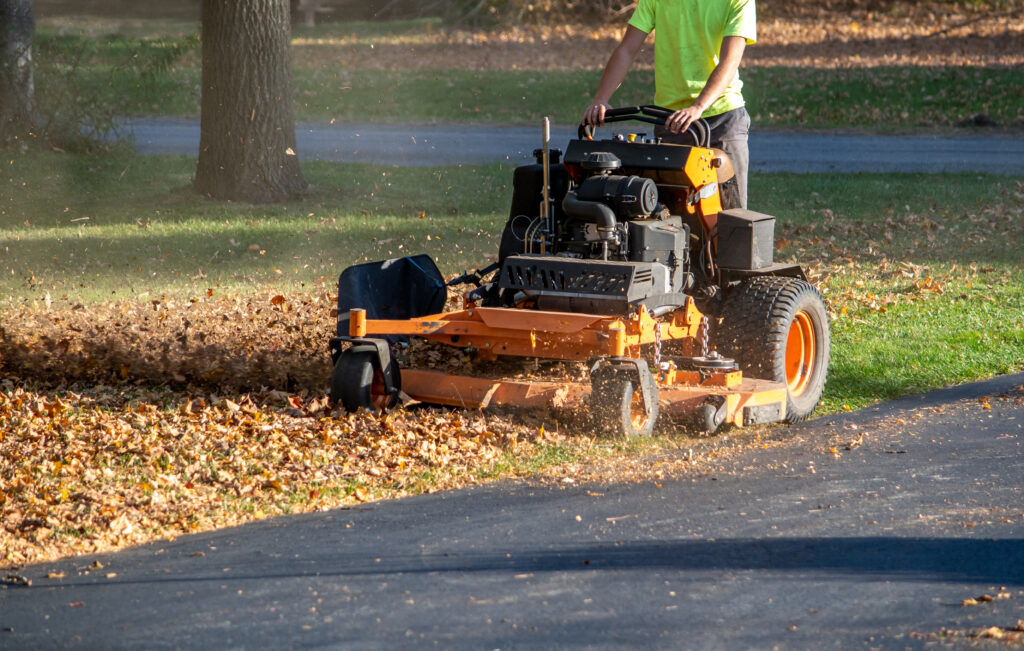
[628,0,757,117]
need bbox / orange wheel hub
[785,310,815,396]
[629,387,649,430]
[369,370,390,410]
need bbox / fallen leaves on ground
[911,619,1024,646]
[0,292,334,394]
[291,3,1023,72]
[963,591,1012,606]
[0,377,541,569]
[0,291,563,567]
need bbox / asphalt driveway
[125,118,1024,174]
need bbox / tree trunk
[0,0,35,143]
[195,0,308,202]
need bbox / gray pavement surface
[3,372,1023,649]
[126,118,1024,174]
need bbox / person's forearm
[690,64,738,113]
[584,26,648,125]
[591,25,648,105]
[592,47,634,104]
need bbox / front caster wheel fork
[696,395,727,435]
[330,339,402,413]
[589,358,659,438]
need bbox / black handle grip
[578,105,710,147]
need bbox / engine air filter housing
[580,151,622,172]
[576,174,658,219]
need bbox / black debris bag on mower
[336,254,447,341]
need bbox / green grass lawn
[1,154,511,300]
[3,152,1022,413]
[32,22,1024,131]
[292,66,1024,130]
[66,64,1023,131]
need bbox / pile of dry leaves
[0,293,559,568]
[0,293,333,394]
[0,378,547,569]
[0,287,752,570]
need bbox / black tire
[590,370,659,437]
[696,396,727,435]
[715,276,830,422]
[330,348,400,413]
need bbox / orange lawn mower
[328,106,829,436]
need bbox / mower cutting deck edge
[329,107,829,436]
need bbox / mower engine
[497,141,694,316]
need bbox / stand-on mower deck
[329,107,830,436]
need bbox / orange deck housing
[349,298,787,428]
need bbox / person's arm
[583,25,649,126]
[664,35,746,134]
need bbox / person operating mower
[583,0,756,210]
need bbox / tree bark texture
[0,0,35,142]
[195,0,307,202]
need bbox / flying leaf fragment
[978,626,1006,640]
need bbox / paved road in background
[3,372,1022,649]
[127,118,1024,174]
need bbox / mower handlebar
[578,105,710,147]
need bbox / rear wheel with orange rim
[715,276,830,422]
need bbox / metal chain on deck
[700,315,710,358]
[654,322,663,369]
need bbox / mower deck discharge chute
[329,107,830,436]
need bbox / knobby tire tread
[715,276,829,422]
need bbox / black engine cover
[499,254,685,315]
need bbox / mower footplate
[657,377,787,428]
